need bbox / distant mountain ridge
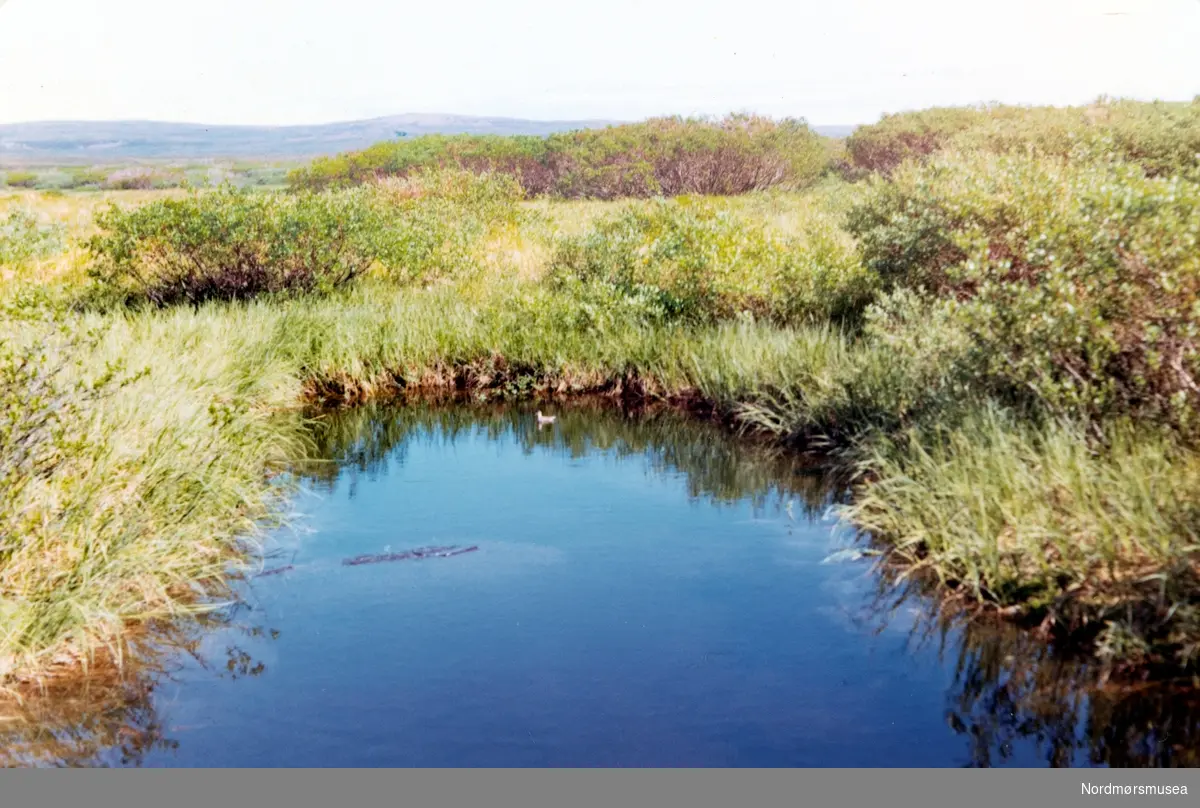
[0,114,859,163]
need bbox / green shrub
[100,169,156,190]
[3,171,39,189]
[98,168,186,191]
[0,209,66,267]
[293,134,553,192]
[85,185,392,305]
[846,99,1200,177]
[845,106,987,175]
[366,169,527,283]
[848,150,1200,429]
[84,171,526,306]
[549,198,874,326]
[243,167,289,187]
[64,168,111,189]
[289,115,833,198]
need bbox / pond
[3,403,1198,767]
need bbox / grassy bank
[0,277,858,680]
[3,99,1200,683]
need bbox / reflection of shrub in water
[869,573,1200,768]
[944,625,1200,768]
[293,400,846,518]
[0,607,275,767]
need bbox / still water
[5,404,1199,767]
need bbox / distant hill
[0,114,859,164]
[0,114,618,164]
[812,124,858,139]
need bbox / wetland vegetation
[2,99,1200,699]
[3,403,1198,768]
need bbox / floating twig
[342,545,479,567]
[254,565,294,578]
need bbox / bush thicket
[289,115,832,198]
[84,171,525,306]
[2,171,39,189]
[847,151,1200,431]
[845,99,1200,177]
[549,198,873,326]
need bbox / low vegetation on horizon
[1,159,298,193]
[286,114,836,197]
[2,97,1200,686]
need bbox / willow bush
[845,98,1200,177]
[289,115,832,198]
[848,149,1200,430]
[84,171,526,307]
[548,197,874,326]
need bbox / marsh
[4,404,1195,768]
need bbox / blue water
[9,405,1197,767]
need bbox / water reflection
[870,578,1200,767]
[2,402,1197,767]
[0,607,275,767]
[292,399,848,517]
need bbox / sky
[0,0,1198,126]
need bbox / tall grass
[0,309,305,680]
[846,409,1200,668]
[27,275,1188,673]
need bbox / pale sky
[1,0,1198,126]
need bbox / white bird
[536,410,557,426]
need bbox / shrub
[289,115,833,198]
[848,150,1200,429]
[290,134,554,192]
[549,198,874,326]
[100,168,186,191]
[85,171,526,306]
[846,99,1200,177]
[63,168,112,189]
[366,169,526,283]
[3,171,38,189]
[550,115,832,199]
[100,168,157,190]
[86,185,391,305]
[845,107,987,175]
[243,167,289,187]
[0,209,66,267]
